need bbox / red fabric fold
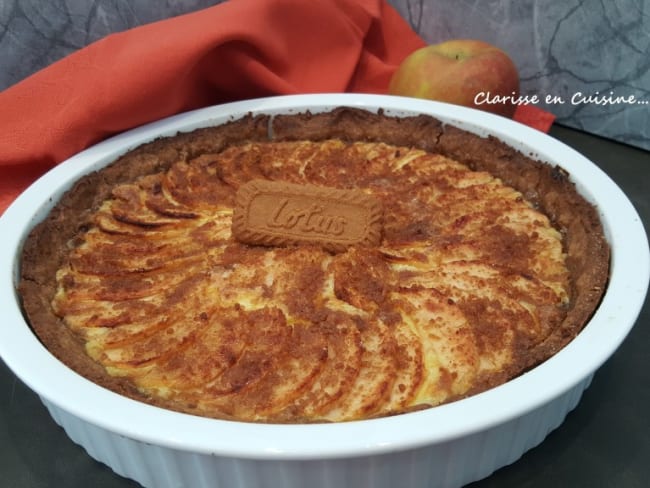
[0,0,553,214]
[513,104,556,134]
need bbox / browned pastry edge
[18,107,610,418]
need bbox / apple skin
[388,39,520,118]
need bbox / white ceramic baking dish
[1,94,648,488]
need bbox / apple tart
[19,108,609,423]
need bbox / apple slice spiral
[52,139,569,422]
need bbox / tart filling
[19,108,609,423]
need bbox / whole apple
[388,39,520,118]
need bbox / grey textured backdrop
[1,0,649,150]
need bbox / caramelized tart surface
[49,139,571,422]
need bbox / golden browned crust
[18,107,609,422]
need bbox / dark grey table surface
[1,124,648,488]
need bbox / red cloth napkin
[514,104,556,133]
[0,0,553,215]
